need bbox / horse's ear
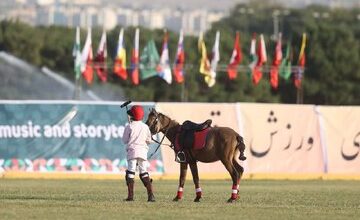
[151,108,157,114]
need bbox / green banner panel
[0,101,163,173]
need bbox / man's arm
[145,126,152,145]
[122,125,131,144]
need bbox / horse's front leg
[189,162,202,202]
[173,162,188,201]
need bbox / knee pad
[126,170,135,184]
[139,172,151,186]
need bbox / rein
[148,117,174,159]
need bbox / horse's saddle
[177,119,212,151]
[181,119,212,131]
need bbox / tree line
[0,3,359,105]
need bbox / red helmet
[127,105,144,121]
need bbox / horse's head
[145,108,163,135]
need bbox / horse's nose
[150,129,156,135]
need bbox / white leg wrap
[178,187,183,192]
[196,188,202,193]
[140,172,149,178]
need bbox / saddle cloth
[175,126,211,152]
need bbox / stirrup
[176,151,186,163]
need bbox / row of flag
[73,27,307,89]
[73,27,184,86]
[198,31,307,89]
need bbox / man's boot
[146,180,155,202]
[125,170,135,201]
[140,172,155,202]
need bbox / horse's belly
[193,148,219,163]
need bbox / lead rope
[148,121,173,159]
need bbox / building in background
[1,0,359,35]
[0,0,228,35]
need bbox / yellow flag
[198,33,214,87]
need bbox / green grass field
[1,179,360,219]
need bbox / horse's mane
[159,112,179,126]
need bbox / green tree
[1,4,359,105]
[1,21,43,65]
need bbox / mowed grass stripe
[1,179,360,220]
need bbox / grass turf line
[1,179,360,219]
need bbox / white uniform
[122,120,152,173]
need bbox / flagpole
[179,63,186,102]
[73,26,82,100]
[73,75,82,100]
[181,81,185,102]
[296,75,304,104]
[181,80,187,102]
[296,86,303,104]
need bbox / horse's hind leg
[221,159,239,203]
[173,162,188,201]
[189,162,202,202]
[232,159,244,197]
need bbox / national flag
[248,33,258,79]
[130,28,140,85]
[279,41,292,80]
[253,34,267,85]
[198,32,211,85]
[72,26,81,81]
[270,33,282,89]
[113,28,127,80]
[81,27,94,84]
[207,31,220,87]
[173,30,185,83]
[157,30,172,84]
[294,33,306,89]
[198,32,218,87]
[227,31,242,80]
[140,40,159,80]
[94,30,107,82]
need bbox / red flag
[94,30,107,82]
[130,29,140,85]
[270,33,282,89]
[227,32,242,80]
[81,27,93,84]
[253,34,267,85]
[294,33,307,89]
[173,30,185,83]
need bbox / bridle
[148,112,174,159]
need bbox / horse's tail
[236,134,247,161]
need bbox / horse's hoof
[227,198,237,203]
[148,194,156,202]
[194,197,201,202]
[173,196,181,202]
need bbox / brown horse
[145,108,246,202]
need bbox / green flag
[247,34,257,79]
[73,26,82,80]
[279,41,292,80]
[140,40,159,80]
